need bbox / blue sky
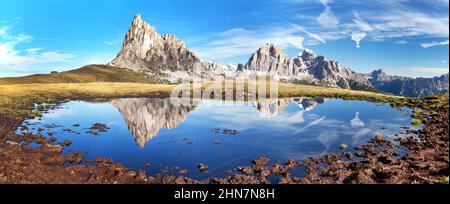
[0,0,448,77]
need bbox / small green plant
[339,144,348,151]
[413,109,423,115]
[46,144,63,152]
[31,110,43,117]
[443,176,449,184]
[411,180,422,184]
[37,104,45,110]
[411,119,422,126]
[64,99,71,103]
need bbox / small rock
[90,123,109,132]
[375,133,383,141]
[62,140,72,146]
[179,169,188,174]
[86,131,98,135]
[127,171,137,177]
[198,163,208,172]
[182,138,194,144]
[47,137,57,143]
[6,141,20,145]
[213,140,223,145]
[347,153,354,160]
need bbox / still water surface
[19,97,413,179]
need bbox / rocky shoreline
[0,94,448,184]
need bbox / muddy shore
[0,94,448,184]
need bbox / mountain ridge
[106,15,449,97]
[367,69,449,98]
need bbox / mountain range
[108,14,449,97]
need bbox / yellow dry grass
[0,81,402,117]
[0,82,175,98]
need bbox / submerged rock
[198,164,208,172]
[89,123,109,132]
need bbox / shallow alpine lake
[18,97,415,180]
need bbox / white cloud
[0,26,74,73]
[353,11,374,32]
[301,29,326,44]
[317,0,339,28]
[395,40,408,44]
[420,40,449,48]
[401,67,449,75]
[26,47,44,53]
[286,0,449,48]
[290,24,326,44]
[105,37,122,45]
[193,27,304,60]
[0,27,8,36]
[351,32,366,48]
[370,12,449,39]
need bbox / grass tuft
[411,119,423,126]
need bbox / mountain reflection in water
[110,97,327,147]
[110,98,197,147]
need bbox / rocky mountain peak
[108,14,204,80]
[300,49,317,62]
[243,43,295,76]
[369,69,391,81]
[262,43,285,57]
[132,14,143,26]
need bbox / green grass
[413,109,423,115]
[339,144,348,151]
[443,176,449,184]
[411,119,423,126]
[0,65,156,85]
[31,110,43,118]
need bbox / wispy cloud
[0,25,74,74]
[401,67,449,75]
[284,0,449,49]
[317,0,339,28]
[290,24,326,44]
[421,40,449,48]
[352,11,374,32]
[193,27,305,60]
[0,26,8,36]
[104,34,124,46]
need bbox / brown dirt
[0,94,448,184]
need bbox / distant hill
[0,65,156,85]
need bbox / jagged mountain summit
[237,43,373,89]
[108,14,233,82]
[108,14,449,97]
